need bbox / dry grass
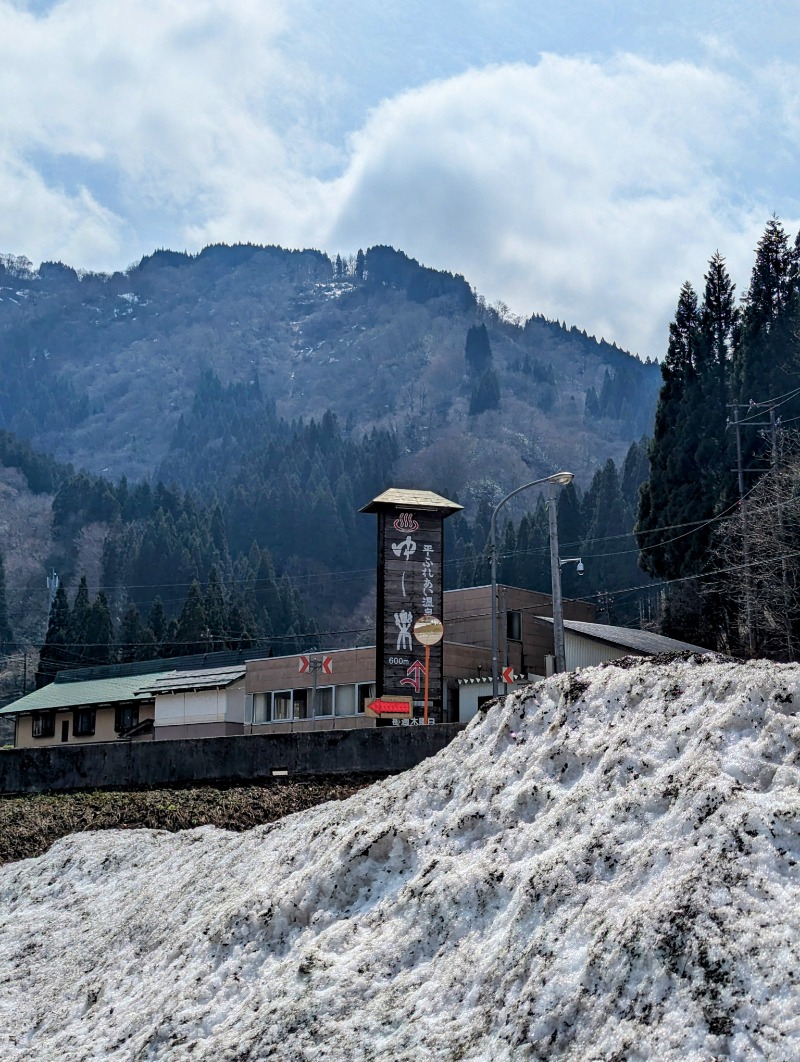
[0,777,380,866]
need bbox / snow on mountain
[2,654,800,1061]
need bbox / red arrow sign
[400,659,427,694]
[502,666,515,684]
[299,655,334,675]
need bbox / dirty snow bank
[2,656,800,1061]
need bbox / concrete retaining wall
[0,724,464,796]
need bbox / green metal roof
[0,672,162,715]
[137,666,246,695]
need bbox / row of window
[31,705,139,739]
[251,682,376,724]
[30,685,383,737]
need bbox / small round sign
[413,616,444,645]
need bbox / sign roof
[359,488,463,515]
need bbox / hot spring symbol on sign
[360,488,463,719]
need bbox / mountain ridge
[0,243,659,489]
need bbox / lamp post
[490,471,574,695]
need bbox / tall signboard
[360,489,462,721]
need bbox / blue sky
[2,0,799,357]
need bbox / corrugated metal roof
[136,666,246,695]
[0,673,160,715]
[543,618,710,655]
[360,488,463,514]
[53,646,271,684]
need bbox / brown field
[0,777,379,866]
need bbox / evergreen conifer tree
[174,581,208,656]
[469,368,501,415]
[637,282,704,580]
[119,605,146,663]
[147,596,167,647]
[557,483,585,600]
[68,576,91,663]
[464,324,493,376]
[84,592,113,666]
[204,567,227,650]
[583,460,640,615]
[35,586,70,687]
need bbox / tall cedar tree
[67,576,91,664]
[119,604,150,663]
[35,586,70,687]
[469,368,501,415]
[733,217,800,473]
[637,282,706,580]
[173,580,208,656]
[464,323,493,376]
[84,592,113,666]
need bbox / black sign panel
[376,509,444,707]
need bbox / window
[507,610,522,642]
[253,693,271,724]
[357,683,376,714]
[336,684,356,716]
[31,712,56,738]
[73,708,96,736]
[293,689,309,720]
[314,686,334,716]
[273,691,292,721]
[114,705,139,733]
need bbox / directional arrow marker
[400,659,427,694]
[502,666,515,685]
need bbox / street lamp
[490,471,574,694]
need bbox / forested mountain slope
[0,243,660,697]
[0,244,659,489]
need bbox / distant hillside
[0,244,660,684]
[0,245,660,490]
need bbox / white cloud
[0,150,125,268]
[0,0,308,262]
[0,0,798,355]
[325,56,783,356]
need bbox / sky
[2,656,799,1058]
[2,1,800,358]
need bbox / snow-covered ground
[2,654,800,1061]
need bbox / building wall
[152,683,246,734]
[247,715,377,736]
[457,675,545,725]
[15,704,155,748]
[444,585,595,678]
[155,721,246,740]
[246,646,376,693]
[565,636,642,671]
[443,641,493,680]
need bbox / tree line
[636,217,800,656]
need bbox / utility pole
[547,484,567,674]
[770,404,794,659]
[730,406,756,655]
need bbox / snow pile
[2,655,800,1060]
